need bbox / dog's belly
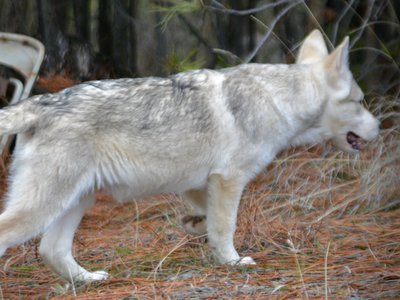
[99,161,210,202]
[92,133,230,202]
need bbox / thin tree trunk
[228,0,245,57]
[128,0,138,75]
[98,0,113,60]
[1,0,32,35]
[247,0,258,55]
[113,0,131,76]
[37,0,65,73]
[54,0,70,34]
[155,12,167,76]
[73,0,90,41]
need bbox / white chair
[0,32,45,152]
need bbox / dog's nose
[362,113,380,141]
[372,118,380,139]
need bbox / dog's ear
[323,37,352,99]
[296,30,328,64]
[323,36,349,74]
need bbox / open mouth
[346,131,363,150]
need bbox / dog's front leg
[206,174,256,265]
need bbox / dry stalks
[0,98,398,299]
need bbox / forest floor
[0,76,399,299]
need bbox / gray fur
[0,30,379,282]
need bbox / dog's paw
[239,256,256,265]
[89,270,109,281]
[181,215,207,236]
[229,256,256,266]
[76,270,109,282]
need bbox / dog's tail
[0,100,39,136]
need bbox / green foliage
[214,49,243,68]
[152,0,202,31]
[165,49,204,74]
[335,171,356,181]
[116,246,133,257]
[13,265,40,272]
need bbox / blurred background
[0,0,399,97]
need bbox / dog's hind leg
[0,151,93,263]
[39,193,108,282]
[206,174,256,265]
[181,189,207,236]
[0,189,81,260]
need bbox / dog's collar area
[346,131,362,150]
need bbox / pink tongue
[347,132,361,150]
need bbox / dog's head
[297,30,379,153]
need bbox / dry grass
[0,93,398,299]
[1,0,399,297]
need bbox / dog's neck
[286,69,329,148]
[223,63,328,151]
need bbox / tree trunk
[0,0,33,35]
[128,0,138,75]
[37,0,66,73]
[112,0,131,76]
[73,0,90,41]
[98,0,113,60]
[228,0,245,57]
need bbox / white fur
[0,30,379,282]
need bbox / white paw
[76,270,109,282]
[239,256,256,265]
[230,256,256,266]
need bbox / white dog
[0,30,379,282]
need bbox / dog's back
[1,71,234,199]
[0,65,319,199]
